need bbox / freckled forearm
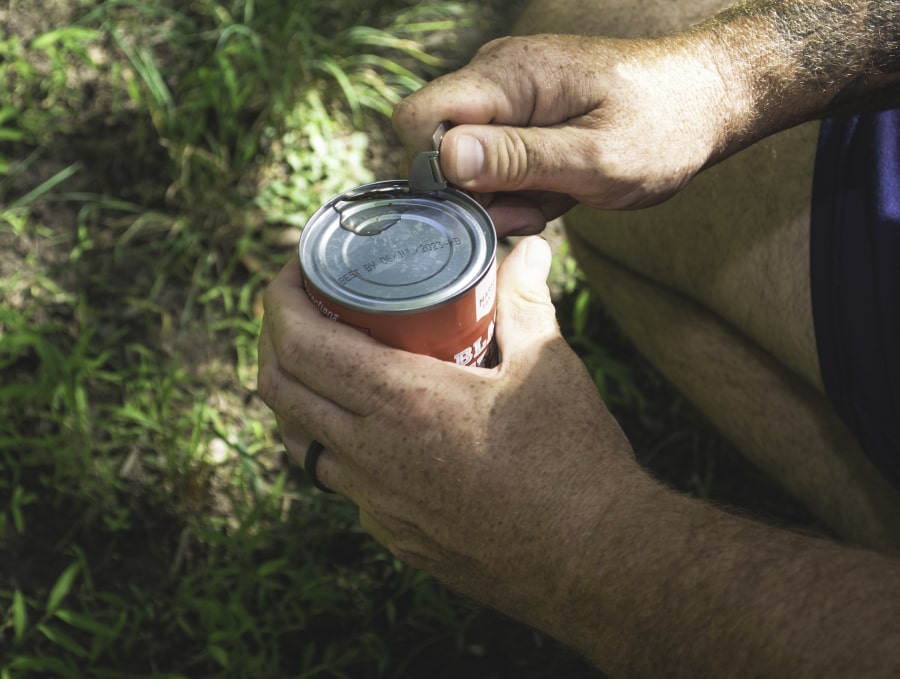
[691,0,900,150]
[540,477,900,678]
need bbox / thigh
[567,122,823,391]
[514,0,732,38]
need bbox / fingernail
[525,236,551,271]
[454,134,484,182]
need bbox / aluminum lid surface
[299,180,496,314]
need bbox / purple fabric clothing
[810,110,900,490]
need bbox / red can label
[302,261,497,367]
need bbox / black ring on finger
[304,440,335,493]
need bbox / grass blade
[37,623,90,658]
[46,563,80,613]
[55,609,117,637]
[314,56,362,121]
[6,163,81,211]
[13,589,27,642]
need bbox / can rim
[299,180,497,315]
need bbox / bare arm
[547,474,900,677]
[259,239,900,678]
[699,0,900,157]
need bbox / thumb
[495,237,561,362]
[442,124,589,195]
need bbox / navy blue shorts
[810,109,900,490]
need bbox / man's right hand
[393,32,751,235]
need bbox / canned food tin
[298,179,498,367]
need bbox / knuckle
[256,361,282,409]
[279,335,306,369]
[348,353,436,421]
[379,516,434,571]
[473,35,511,59]
[494,128,530,188]
[258,335,305,409]
[391,97,412,130]
[261,281,279,317]
[362,382,425,424]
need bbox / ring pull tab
[408,122,450,194]
[333,185,406,236]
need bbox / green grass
[0,1,603,676]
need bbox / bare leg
[513,0,900,548]
[567,124,823,392]
[514,0,730,38]
[567,227,900,550]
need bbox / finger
[495,236,561,366]
[258,317,355,444]
[392,36,592,152]
[439,123,602,199]
[261,258,442,416]
[483,192,576,237]
[392,65,520,153]
[483,194,546,237]
[275,414,343,495]
[392,37,603,197]
[275,412,306,468]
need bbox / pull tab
[333,185,405,236]
[408,122,450,194]
[331,124,451,233]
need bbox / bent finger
[262,258,442,416]
[483,191,575,237]
[440,123,604,200]
[258,320,356,451]
[275,416,342,495]
[495,237,562,365]
[392,65,520,153]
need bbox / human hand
[393,33,749,235]
[257,237,641,624]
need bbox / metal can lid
[299,180,496,314]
